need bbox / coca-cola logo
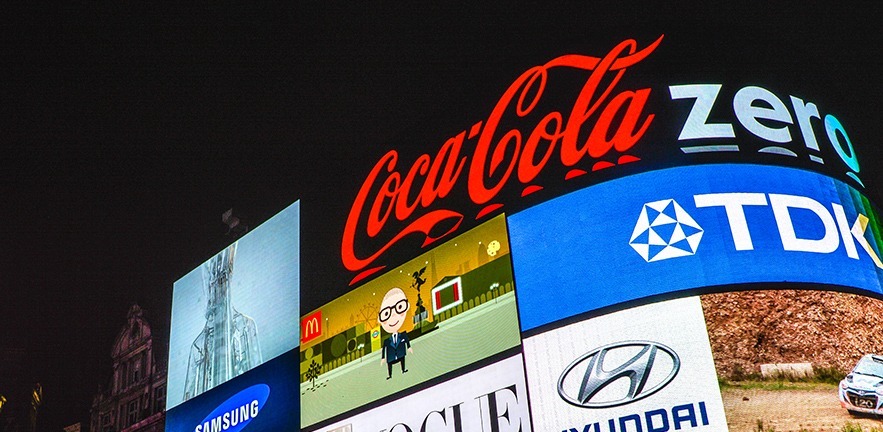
[342,36,664,285]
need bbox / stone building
[90,305,166,432]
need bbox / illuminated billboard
[338,35,871,289]
[164,350,300,432]
[319,354,531,432]
[300,214,522,428]
[509,164,883,331]
[521,297,728,432]
[166,201,300,410]
[703,289,883,431]
[504,159,883,430]
[149,34,880,432]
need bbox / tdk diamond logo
[630,199,704,262]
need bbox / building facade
[90,305,166,432]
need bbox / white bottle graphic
[184,243,261,400]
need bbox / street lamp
[488,282,500,304]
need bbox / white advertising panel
[318,354,531,432]
[522,297,727,432]
[167,201,300,410]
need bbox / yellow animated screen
[299,214,522,428]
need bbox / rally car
[840,354,883,415]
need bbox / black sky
[1,3,882,431]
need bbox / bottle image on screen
[183,243,262,401]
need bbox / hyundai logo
[558,341,680,408]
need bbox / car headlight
[842,374,854,390]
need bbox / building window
[122,362,130,389]
[132,357,141,384]
[154,385,166,413]
[127,399,139,426]
[101,413,112,432]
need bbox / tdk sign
[508,164,883,331]
[630,192,882,266]
[629,200,703,262]
[194,384,269,432]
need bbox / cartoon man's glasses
[378,299,409,322]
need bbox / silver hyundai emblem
[557,341,680,408]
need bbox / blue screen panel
[509,164,883,331]
[165,349,299,432]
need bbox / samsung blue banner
[509,164,883,331]
[165,349,299,432]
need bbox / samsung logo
[194,384,270,432]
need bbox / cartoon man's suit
[381,330,410,378]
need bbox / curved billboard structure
[300,31,883,432]
[150,31,883,432]
[510,163,883,333]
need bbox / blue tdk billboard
[509,164,883,331]
[166,201,300,431]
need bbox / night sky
[1,4,882,431]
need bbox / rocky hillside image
[701,289,883,379]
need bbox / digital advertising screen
[333,33,877,295]
[319,353,531,432]
[509,164,883,332]
[300,214,523,429]
[504,158,883,431]
[521,297,728,432]
[703,288,883,431]
[148,26,880,432]
[164,349,301,432]
[166,201,300,417]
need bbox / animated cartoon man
[378,287,413,379]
